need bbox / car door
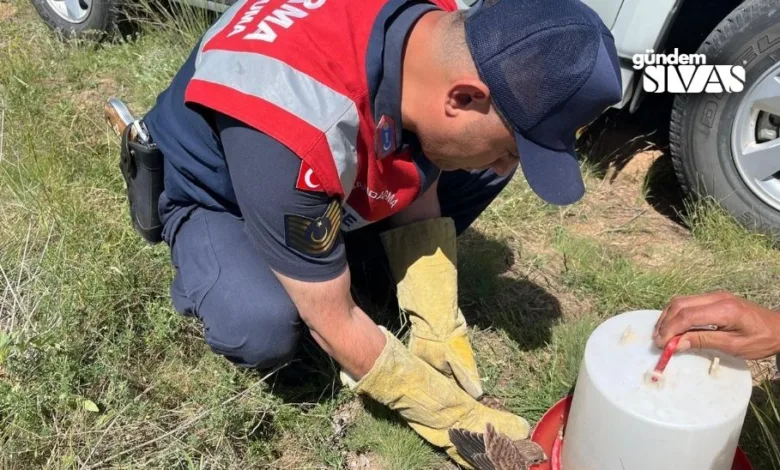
[456,0,624,28]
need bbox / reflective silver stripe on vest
[325,108,359,200]
[193,48,359,198]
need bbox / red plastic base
[529,395,753,470]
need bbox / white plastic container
[561,310,753,470]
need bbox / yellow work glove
[347,327,530,468]
[380,217,483,399]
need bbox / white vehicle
[32,0,780,239]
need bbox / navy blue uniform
[143,1,516,369]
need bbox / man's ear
[444,78,491,117]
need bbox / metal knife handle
[688,324,719,331]
[105,97,147,142]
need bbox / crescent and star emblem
[284,200,341,256]
[309,220,329,242]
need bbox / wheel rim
[731,60,780,211]
[45,0,92,23]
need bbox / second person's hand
[653,292,780,360]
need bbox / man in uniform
[122,0,623,465]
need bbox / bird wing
[449,428,496,470]
[484,423,528,470]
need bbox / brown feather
[484,423,529,470]
[450,424,549,470]
[472,454,498,470]
[449,428,495,470]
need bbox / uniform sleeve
[214,112,348,282]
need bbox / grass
[751,380,780,469]
[554,228,714,313]
[0,0,778,468]
[344,402,443,470]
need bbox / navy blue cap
[465,0,622,205]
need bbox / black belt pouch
[120,123,164,244]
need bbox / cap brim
[516,132,585,206]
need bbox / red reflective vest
[185,0,457,231]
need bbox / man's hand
[275,264,529,470]
[352,327,530,469]
[653,292,780,360]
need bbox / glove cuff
[379,217,458,283]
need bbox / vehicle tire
[670,0,780,240]
[30,0,120,40]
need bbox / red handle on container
[650,334,682,382]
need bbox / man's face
[413,80,520,177]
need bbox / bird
[449,423,548,470]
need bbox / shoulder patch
[295,160,324,193]
[284,199,342,256]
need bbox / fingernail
[677,339,691,351]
